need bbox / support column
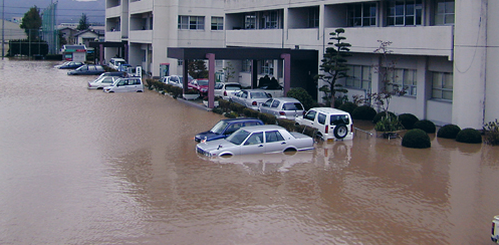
[251,60,258,88]
[99,44,104,65]
[281,53,291,96]
[206,53,215,109]
[182,61,189,94]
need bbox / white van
[295,107,354,141]
[104,77,144,93]
[108,58,126,70]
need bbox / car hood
[196,139,236,155]
[195,131,222,141]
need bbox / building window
[261,60,274,75]
[345,65,371,90]
[242,59,251,72]
[245,13,256,29]
[211,17,223,30]
[432,72,453,100]
[259,10,279,29]
[387,0,423,26]
[308,6,319,28]
[387,68,417,96]
[347,3,377,27]
[435,0,454,25]
[178,16,205,30]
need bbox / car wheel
[283,148,297,153]
[334,124,348,139]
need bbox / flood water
[0,59,498,244]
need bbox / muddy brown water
[0,59,498,244]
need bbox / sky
[2,0,106,25]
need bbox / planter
[183,93,200,100]
[203,100,219,107]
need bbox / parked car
[87,74,124,90]
[118,63,132,72]
[229,89,272,110]
[492,215,499,243]
[190,78,209,96]
[108,58,127,70]
[194,118,264,143]
[103,77,144,93]
[67,65,105,75]
[55,61,84,69]
[214,82,242,100]
[295,107,354,141]
[162,75,194,88]
[196,125,314,157]
[259,97,305,120]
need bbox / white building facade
[106,0,498,129]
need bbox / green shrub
[170,86,183,99]
[338,102,357,115]
[277,118,296,132]
[399,113,419,129]
[225,111,238,118]
[243,108,259,118]
[484,119,499,145]
[218,100,230,111]
[456,128,482,144]
[437,124,461,139]
[402,129,431,148]
[373,111,396,124]
[374,115,403,132]
[212,107,224,115]
[351,105,377,120]
[413,120,436,133]
[287,87,315,110]
[229,102,245,115]
[295,124,317,138]
[259,113,277,124]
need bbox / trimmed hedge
[413,120,436,133]
[338,102,358,115]
[437,124,461,139]
[373,111,396,124]
[351,105,377,120]
[277,118,296,132]
[402,129,431,148]
[456,128,482,144]
[243,108,260,118]
[294,124,318,138]
[259,113,277,124]
[399,113,419,129]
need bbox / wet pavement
[0,59,498,244]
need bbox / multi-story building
[106,0,498,129]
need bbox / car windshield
[251,92,269,98]
[210,120,228,134]
[226,129,250,145]
[197,80,209,86]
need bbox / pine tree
[20,6,42,40]
[77,13,90,31]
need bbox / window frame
[211,16,224,30]
[178,15,205,30]
[347,2,377,27]
[387,0,423,26]
[431,71,453,101]
[434,0,455,25]
[345,65,372,90]
[386,68,417,97]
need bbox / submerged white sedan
[196,125,314,157]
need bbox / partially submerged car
[67,65,105,75]
[195,118,264,143]
[87,74,124,90]
[103,77,144,93]
[196,125,314,157]
[295,107,354,141]
[55,61,84,69]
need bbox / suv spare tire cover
[333,124,348,139]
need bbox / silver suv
[258,97,305,120]
[295,107,353,141]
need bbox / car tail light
[279,111,285,115]
[325,125,328,134]
[492,222,495,236]
[252,101,257,106]
[351,124,354,133]
[224,91,227,96]
[303,111,306,115]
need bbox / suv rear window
[330,115,350,125]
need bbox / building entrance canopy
[167,47,317,108]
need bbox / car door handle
[281,142,286,145]
[258,145,263,147]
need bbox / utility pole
[2,0,5,59]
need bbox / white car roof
[310,107,350,115]
[237,125,285,133]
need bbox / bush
[170,86,183,99]
[399,113,419,129]
[259,113,277,124]
[287,87,315,110]
[212,107,224,115]
[402,129,431,148]
[456,128,482,144]
[243,108,259,118]
[224,111,238,118]
[218,100,230,112]
[437,124,461,139]
[484,119,499,145]
[373,111,396,124]
[374,115,403,132]
[338,102,358,115]
[229,102,245,115]
[277,118,296,132]
[351,105,376,120]
[295,124,318,138]
[413,120,436,133]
